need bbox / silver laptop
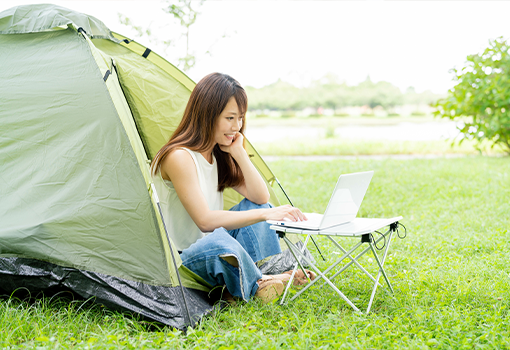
[267,171,374,230]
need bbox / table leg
[369,237,394,294]
[321,233,387,285]
[290,240,364,301]
[326,236,381,287]
[280,234,311,305]
[367,230,394,314]
[283,236,310,284]
[283,237,361,312]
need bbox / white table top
[270,216,403,237]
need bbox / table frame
[274,221,400,314]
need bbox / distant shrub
[361,113,375,117]
[255,114,269,118]
[325,126,335,138]
[281,111,296,119]
[411,111,427,116]
[334,113,350,117]
[387,112,400,117]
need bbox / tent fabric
[0,3,117,41]
[0,4,215,328]
[82,35,183,285]
[92,38,191,161]
[111,32,195,92]
[0,3,299,328]
[0,28,173,287]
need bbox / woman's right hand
[263,205,308,222]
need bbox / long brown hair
[151,72,248,192]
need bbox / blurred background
[2,0,509,155]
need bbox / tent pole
[150,184,193,328]
[275,177,326,261]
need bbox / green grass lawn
[2,156,509,349]
[251,138,507,157]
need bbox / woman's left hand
[219,132,245,159]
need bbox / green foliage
[163,0,204,72]
[404,86,443,106]
[165,0,202,29]
[118,0,205,72]
[280,111,296,119]
[435,37,510,154]
[245,80,308,111]
[353,77,403,108]
[246,75,443,112]
[117,14,155,43]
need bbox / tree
[163,0,204,71]
[403,87,443,106]
[118,0,205,72]
[435,37,510,154]
[351,77,403,109]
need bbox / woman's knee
[209,228,245,251]
[238,198,271,211]
[182,228,235,259]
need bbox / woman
[151,73,311,303]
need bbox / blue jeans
[179,199,281,301]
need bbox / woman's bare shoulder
[160,148,196,180]
[166,148,192,161]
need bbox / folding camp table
[271,216,404,314]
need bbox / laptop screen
[319,171,374,229]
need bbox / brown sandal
[255,276,284,304]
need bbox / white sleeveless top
[153,148,224,251]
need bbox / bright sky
[1,1,509,93]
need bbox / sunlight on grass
[251,138,506,157]
[1,157,509,349]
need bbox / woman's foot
[255,276,284,304]
[264,269,317,286]
[281,269,317,285]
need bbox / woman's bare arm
[160,149,305,232]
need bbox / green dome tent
[0,4,294,329]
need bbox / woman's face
[214,96,244,147]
